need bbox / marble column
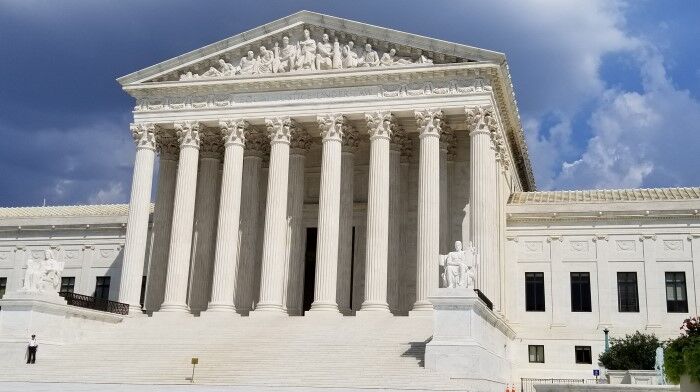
[387,128,404,314]
[255,117,295,314]
[208,120,250,312]
[413,109,442,313]
[283,128,311,316]
[466,106,499,300]
[234,131,265,314]
[118,123,157,312]
[439,124,455,254]
[160,121,201,312]
[309,114,348,314]
[188,130,223,314]
[336,127,358,315]
[397,134,414,314]
[360,111,395,313]
[144,132,179,312]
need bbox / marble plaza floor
[0,383,443,392]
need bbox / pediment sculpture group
[180,28,435,80]
[21,249,65,294]
[439,241,479,289]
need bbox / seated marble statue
[439,241,478,289]
[276,36,296,73]
[360,44,380,67]
[238,50,257,75]
[315,33,334,70]
[21,250,64,293]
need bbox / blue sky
[1,0,699,206]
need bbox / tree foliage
[597,331,659,370]
[665,317,700,384]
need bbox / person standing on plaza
[27,334,38,364]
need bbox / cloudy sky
[1,1,699,207]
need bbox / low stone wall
[534,384,679,392]
[607,371,660,385]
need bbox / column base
[309,301,340,313]
[250,303,288,318]
[306,305,343,318]
[357,301,391,318]
[205,303,238,313]
[158,303,190,313]
[410,300,434,316]
[127,304,147,317]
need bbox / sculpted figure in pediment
[361,44,380,67]
[417,53,434,65]
[380,48,413,67]
[332,39,342,69]
[256,46,275,74]
[342,41,361,68]
[276,36,297,73]
[296,28,317,70]
[201,59,236,78]
[238,50,257,75]
[315,33,334,70]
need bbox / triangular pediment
[117,11,505,85]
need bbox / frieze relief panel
[62,247,84,268]
[517,237,550,262]
[655,236,692,262]
[562,237,596,261]
[133,78,492,113]
[0,248,12,267]
[148,25,474,83]
[93,245,124,268]
[610,235,644,261]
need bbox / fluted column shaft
[118,123,156,312]
[161,122,201,312]
[336,135,357,315]
[467,106,499,298]
[235,147,263,314]
[284,150,307,315]
[255,118,294,314]
[413,110,442,313]
[145,142,178,312]
[208,120,249,312]
[387,145,401,313]
[360,112,394,313]
[188,151,221,313]
[310,114,347,313]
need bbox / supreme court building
[1,11,698,388]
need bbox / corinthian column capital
[364,111,395,140]
[317,113,348,142]
[414,109,443,138]
[219,119,250,147]
[156,132,179,161]
[199,129,224,159]
[265,117,295,145]
[174,121,201,149]
[465,105,498,136]
[130,123,156,150]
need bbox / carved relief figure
[342,41,360,68]
[361,44,380,67]
[256,46,275,74]
[332,39,342,69]
[381,48,412,66]
[276,36,297,73]
[238,50,257,75]
[439,241,478,289]
[296,28,317,70]
[315,33,333,70]
[201,59,236,78]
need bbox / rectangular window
[525,272,545,311]
[0,277,6,299]
[60,277,75,293]
[94,276,110,300]
[570,272,592,312]
[617,272,639,312]
[528,345,545,363]
[666,272,688,313]
[575,346,592,364]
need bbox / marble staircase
[0,313,472,390]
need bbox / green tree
[598,331,660,370]
[664,317,700,384]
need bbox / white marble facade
[1,11,699,382]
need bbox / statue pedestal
[0,291,68,344]
[425,288,514,391]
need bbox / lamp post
[603,328,610,352]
